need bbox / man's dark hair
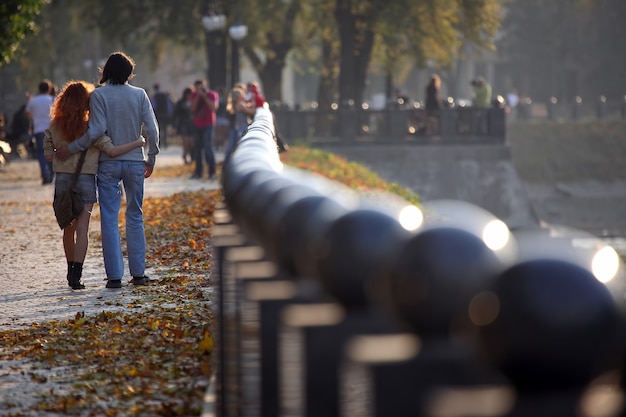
[38,80,51,94]
[100,52,135,85]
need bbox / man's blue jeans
[34,131,53,182]
[192,125,216,177]
[97,160,146,280]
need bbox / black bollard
[222,168,277,218]
[362,226,507,417]
[234,175,297,239]
[245,181,321,251]
[289,209,413,417]
[226,170,283,231]
[476,259,624,417]
[270,195,348,278]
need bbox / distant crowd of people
[148,79,269,178]
[391,74,521,136]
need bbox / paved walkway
[0,145,220,329]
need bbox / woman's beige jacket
[43,125,116,175]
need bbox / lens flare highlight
[591,246,620,283]
[482,219,510,251]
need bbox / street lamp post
[202,12,227,88]
[228,23,248,87]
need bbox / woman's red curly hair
[50,80,95,142]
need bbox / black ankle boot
[67,261,75,286]
[70,262,85,290]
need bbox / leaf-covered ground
[0,187,220,417]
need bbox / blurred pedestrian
[471,76,492,134]
[56,51,159,289]
[44,80,145,290]
[151,83,173,149]
[214,86,229,150]
[25,80,54,184]
[0,113,9,172]
[223,86,255,163]
[246,81,265,108]
[172,86,195,164]
[424,74,443,135]
[506,88,520,119]
[471,76,492,108]
[9,95,34,159]
[189,79,219,180]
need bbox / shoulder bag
[53,151,87,230]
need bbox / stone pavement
[0,145,221,329]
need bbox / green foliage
[0,0,49,66]
[280,145,421,205]
[3,0,507,110]
[71,0,205,67]
[335,0,504,103]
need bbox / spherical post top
[229,24,248,41]
[272,195,348,278]
[389,226,503,338]
[315,209,412,310]
[202,14,226,32]
[477,259,623,391]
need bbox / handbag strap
[72,151,88,185]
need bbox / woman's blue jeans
[97,160,146,280]
[224,127,243,163]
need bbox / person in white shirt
[506,88,520,119]
[25,80,54,184]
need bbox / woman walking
[223,86,255,163]
[44,80,144,289]
[172,87,195,164]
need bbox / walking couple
[48,52,160,290]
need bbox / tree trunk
[316,37,340,136]
[316,37,340,109]
[240,0,300,103]
[260,57,284,104]
[335,3,357,105]
[335,0,379,106]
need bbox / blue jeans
[97,160,146,280]
[223,128,240,164]
[35,132,53,182]
[192,125,216,177]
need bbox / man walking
[25,80,54,184]
[190,79,219,180]
[57,52,159,288]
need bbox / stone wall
[315,122,626,237]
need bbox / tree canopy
[5,0,507,106]
[0,0,49,66]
